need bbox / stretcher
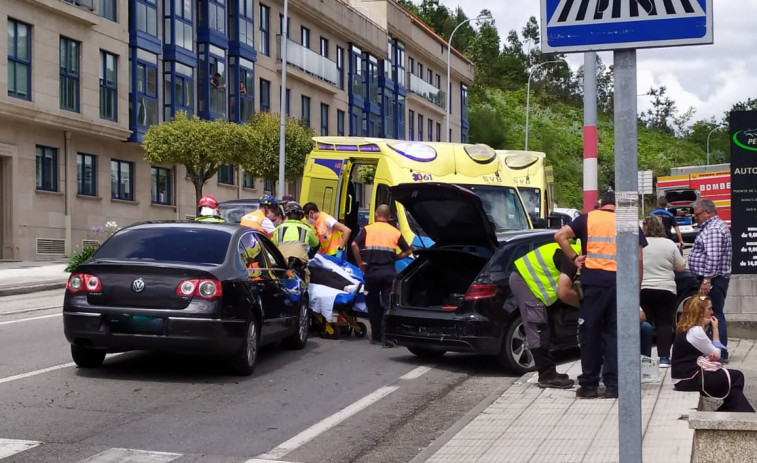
[307,254,367,338]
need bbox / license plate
[107,314,165,334]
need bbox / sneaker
[602,388,618,399]
[538,375,575,389]
[659,357,671,368]
[381,342,395,349]
[576,387,599,399]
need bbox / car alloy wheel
[283,300,309,350]
[499,315,536,374]
[231,318,258,376]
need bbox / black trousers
[365,273,394,343]
[674,368,755,412]
[640,288,676,358]
[578,284,617,390]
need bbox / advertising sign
[730,111,757,274]
[540,0,713,53]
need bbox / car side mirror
[532,218,548,229]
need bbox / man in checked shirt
[688,198,733,362]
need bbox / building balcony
[62,0,95,11]
[276,35,339,87]
[408,73,445,110]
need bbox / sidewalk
[0,260,69,297]
[414,339,755,463]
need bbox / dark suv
[384,183,580,373]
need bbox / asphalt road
[0,290,518,463]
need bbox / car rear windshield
[457,184,530,232]
[94,227,230,265]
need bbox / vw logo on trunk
[132,278,146,293]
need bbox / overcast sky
[438,0,757,125]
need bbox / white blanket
[307,255,362,320]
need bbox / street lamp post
[706,126,722,166]
[446,14,491,142]
[277,0,289,199]
[524,60,561,150]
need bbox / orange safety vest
[364,221,402,255]
[240,209,272,238]
[314,212,341,255]
[585,209,617,271]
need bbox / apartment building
[0,0,474,261]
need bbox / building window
[395,41,405,87]
[163,62,194,121]
[428,118,433,141]
[100,51,117,121]
[349,45,364,98]
[218,164,234,185]
[417,62,423,77]
[164,0,193,51]
[243,171,255,188]
[59,37,80,112]
[337,109,345,136]
[7,19,31,100]
[436,122,441,142]
[199,44,227,119]
[136,0,158,36]
[133,49,158,128]
[408,109,414,141]
[208,0,225,34]
[100,0,117,21]
[320,103,329,135]
[300,26,310,48]
[263,179,271,192]
[151,166,172,204]
[418,114,423,141]
[301,95,310,127]
[397,94,406,139]
[238,60,254,122]
[427,69,433,84]
[259,4,270,56]
[278,14,290,38]
[236,0,254,48]
[408,57,414,76]
[285,87,290,115]
[336,46,344,90]
[367,55,379,106]
[111,159,134,200]
[320,37,329,57]
[77,153,97,196]
[259,78,270,111]
[461,83,469,123]
[36,146,58,192]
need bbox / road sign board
[540,0,713,53]
[637,169,653,195]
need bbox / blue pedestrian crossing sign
[540,0,713,52]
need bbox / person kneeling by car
[509,241,581,388]
[273,201,319,285]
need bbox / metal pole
[706,126,720,166]
[583,52,598,212]
[525,60,561,151]
[277,0,289,199]
[614,49,642,463]
[446,15,490,142]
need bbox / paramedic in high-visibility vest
[554,190,647,400]
[303,202,352,260]
[272,201,319,285]
[351,204,412,347]
[240,195,277,238]
[510,241,582,389]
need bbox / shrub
[65,245,98,273]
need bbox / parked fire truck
[656,163,731,226]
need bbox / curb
[0,281,67,298]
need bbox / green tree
[241,112,315,193]
[142,112,249,206]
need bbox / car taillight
[464,284,498,301]
[66,273,102,293]
[176,279,222,299]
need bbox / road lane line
[0,313,61,326]
[78,448,182,462]
[400,365,432,380]
[0,438,41,459]
[253,385,400,461]
[0,354,124,385]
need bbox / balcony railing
[408,73,445,110]
[61,0,95,11]
[277,36,339,87]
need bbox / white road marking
[253,385,400,461]
[400,365,432,380]
[78,448,182,462]
[0,438,41,459]
[0,313,62,325]
[0,354,124,385]
[245,460,301,463]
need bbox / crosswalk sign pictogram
[540,0,713,52]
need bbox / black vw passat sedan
[384,183,580,374]
[63,222,309,376]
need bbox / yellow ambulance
[300,137,532,256]
[496,150,554,223]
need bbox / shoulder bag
[696,356,731,400]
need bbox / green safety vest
[273,220,318,248]
[514,242,581,306]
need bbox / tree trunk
[193,180,205,215]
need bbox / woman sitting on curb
[671,296,755,412]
